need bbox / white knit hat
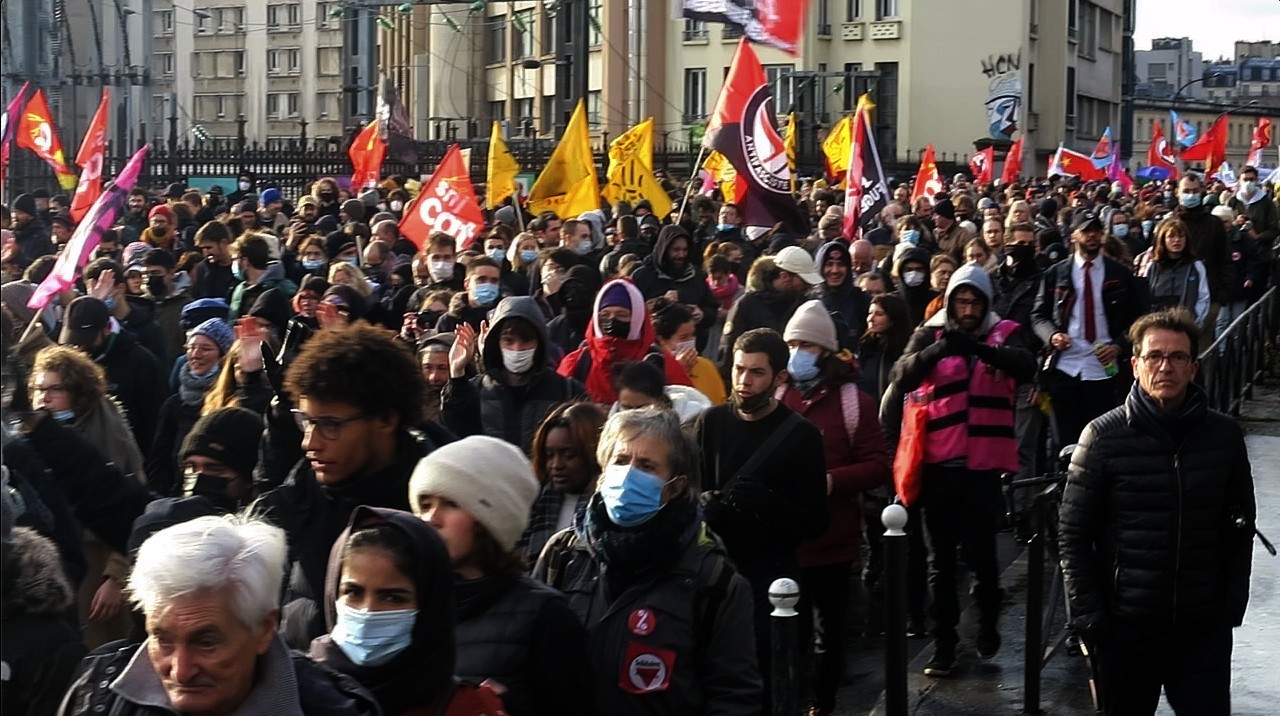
[784,300,839,353]
[408,436,539,551]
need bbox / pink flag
[1107,152,1132,195]
[27,144,151,311]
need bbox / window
[218,7,243,33]
[268,50,282,74]
[489,100,506,125]
[267,94,279,119]
[1147,63,1167,81]
[215,51,244,77]
[156,10,173,35]
[317,47,341,76]
[195,11,210,33]
[1067,0,1078,41]
[542,5,556,51]
[316,2,335,28]
[487,21,506,64]
[515,97,534,124]
[268,93,299,119]
[1027,62,1035,111]
[287,49,301,74]
[513,10,534,59]
[817,63,828,116]
[1080,2,1097,58]
[288,93,300,118]
[192,52,216,78]
[588,1,603,47]
[197,94,227,119]
[588,90,602,125]
[1065,67,1077,129]
[683,68,707,122]
[542,94,556,133]
[723,24,743,40]
[817,0,831,33]
[846,0,862,21]
[877,0,899,19]
[683,19,708,41]
[156,52,174,77]
[842,62,870,111]
[764,64,795,114]
[1029,0,1038,33]
[873,62,898,159]
[234,50,245,76]
[316,93,336,118]
[1098,10,1113,51]
[268,4,302,29]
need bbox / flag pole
[676,142,710,225]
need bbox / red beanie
[149,204,176,223]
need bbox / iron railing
[1200,286,1280,415]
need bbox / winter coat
[118,294,168,366]
[59,636,380,716]
[1,527,87,716]
[144,393,203,497]
[811,282,869,352]
[1223,227,1267,304]
[1059,383,1255,635]
[1141,256,1210,325]
[146,285,194,366]
[228,262,299,319]
[93,330,171,461]
[442,297,586,454]
[778,381,891,566]
[630,228,720,341]
[1031,255,1143,370]
[11,219,52,270]
[992,268,1043,354]
[1174,204,1232,303]
[1228,187,1280,249]
[718,257,807,371]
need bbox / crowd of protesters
[0,163,1270,715]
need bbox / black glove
[943,330,978,356]
[725,478,772,516]
[973,341,998,363]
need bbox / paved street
[837,384,1280,716]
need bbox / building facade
[1135,37,1205,101]
[1132,98,1276,171]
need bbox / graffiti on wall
[982,50,1023,139]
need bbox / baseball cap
[59,296,111,348]
[1070,209,1104,233]
[773,246,823,286]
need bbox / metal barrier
[1200,286,1280,416]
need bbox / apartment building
[1135,37,1206,101]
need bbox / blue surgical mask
[901,229,920,245]
[331,603,417,667]
[787,348,821,381]
[1141,220,1155,236]
[232,260,244,280]
[520,249,538,263]
[486,248,506,263]
[50,409,76,423]
[344,256,361,268]
[1179,193,1202,208]
[103,296,117,312]
[599,463,667,527]
[302,258,326,271]
[1111,224,1129,238]
[717,223,736,233]
[472,282,500,306]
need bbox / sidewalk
[866,384,1280,716]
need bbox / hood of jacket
[746,255,778,293]
[257,261,289,287]
[923,261,1002,332]
[481,295,553,375]
[2,527,75,618]
[311,505,455,713]
[248,287,293,334]
[650,225,696,281]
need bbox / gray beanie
[408,436,539,551]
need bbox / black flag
[377,73,417,164]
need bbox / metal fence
[1200,286,1280,416]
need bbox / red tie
[1083,260,1097,343]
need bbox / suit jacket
[1031,255,1145,370]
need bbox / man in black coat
[631,226,721,350]
[8,194,53,271]
[993,224,1045,497]
[810,241,869,351]
[1059,308,1255,715]
[718,247,822,374]
[1031,210,1144,446]
[1174,174,1232,338]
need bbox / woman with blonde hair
[328,260,375,298]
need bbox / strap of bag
[839,382,862,447]
[715,410,803,492]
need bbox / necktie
[1083,260,1096,343]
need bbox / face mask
[600,317,631,339]
[599,463,667,527]
[502,347,536,374]
[238,181,251,191]
[146,275,167,296]
[417,309,442,330]
[574,239,594,256]
[1112,224,1129,238]
[103,296,117,312]
[151,226,169,237]
[901,229,920,245]
[428,261,454,281]
[302,258,326,271]
[903,270,926,287]
[472,282,500,306]
[1241,181,1257,195]
[486,248,506,263]
[1179,193,1202,208]
[390,200,404,212]
[332,602,417,667]
[341,256,360,269]
[787,348,821,381]
[50,408,76,423]
[1142,220,1155,236]
[319,191,336,202]
[232,261,245,280]
[675,339,697,355]
[520,249,538,263]
[732,387,774,415]
[185,472,242,512]
[560,285,591,310]
[717,223,736,233]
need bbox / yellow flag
[822,115,852,185]
[486,120,520,209]
[702,151,736,204]
[528,100,599,218]
[784,112,798,192]
[607,118,654,176]
[603,155,673,219]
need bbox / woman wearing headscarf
[557,278,691,404]
[309,506,503,716]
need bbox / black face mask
[600,317,631,338]
[561,284,592,311]
[418,309,443,330]
[319,191,336,203]
[732,388,773,415]
[146,275,167,296]
[185,472,243,513]
[1006,244,1037,277]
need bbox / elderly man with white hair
[58,515,379,716]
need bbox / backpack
[773,381,861,447]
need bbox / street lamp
[1171,72,1220,116]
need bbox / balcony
[682,28,709,43]
[841,22,863,41]
[869,19,902,40]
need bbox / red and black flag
[680,0,808,55]
[702,39,806,232]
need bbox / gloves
[725,478,772,516]
[943,330,978,356]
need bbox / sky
[1132,0,1278,61]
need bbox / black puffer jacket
[1059,383,1256,635]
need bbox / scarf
[1128,379,1208,446]
[178,362,220,406]
[580,492,698,597]
[708,274,741,308]
[453,573,518,622]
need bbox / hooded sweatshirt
[442,296,585,453]
[811,241,869,347]
[631,226,721,339]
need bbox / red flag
[1054,145,1107,181]
[680,0,809,55]
[703,39,805,231]
[15,88,77,189]
[349,120,386,191]
[968,147,994,185]
[999,137,1024,185]
[399,144,486,251]
[0,82,31,191]
[70,90,110,223]
[1180,115,1227,176]
[1247,118,1272,168]
[910,145,942,206]
[1146,122,1178,180]
[841,98,871,239]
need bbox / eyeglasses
[31,383,66,394]
[292,410,368,440]
[1137,351,1194,368]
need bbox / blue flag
[1170,111,1198,148]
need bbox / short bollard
[769,577,800,716]
[882,503,909,716]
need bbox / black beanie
[180,407,265,479]
[12,194,36,216]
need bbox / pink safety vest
[916,320,1020,472]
